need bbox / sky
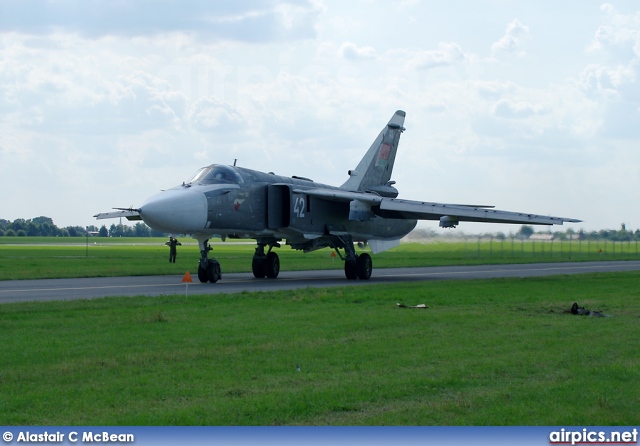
[1,0,639,234]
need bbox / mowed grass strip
[1,272,639,425]
[2,239,639,280]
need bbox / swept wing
[299,188,580,228]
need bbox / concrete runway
[2,260,640,304]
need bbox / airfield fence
[458,237,640,261]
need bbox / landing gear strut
[196,238,221,283]
[336,236,372,280]
[252,240,281,279]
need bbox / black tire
[356,253,372,280]
[207,261,221,283]
[344,258,358,280]
[252,256,266,278]
[197,263,209,283]
[265,252,280,279]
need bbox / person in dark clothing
[165,236,181,263]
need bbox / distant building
[529,233,555,241]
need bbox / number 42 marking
[294,197,305,218]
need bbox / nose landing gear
[196,238,221,283]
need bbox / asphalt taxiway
[2,261,640,304]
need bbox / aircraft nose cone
[140,189,208,234]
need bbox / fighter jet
[95,110,580,283]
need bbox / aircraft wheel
[344,258,358,280]
[207,261,221,283]
[252,256,266,278]
[356,253,372,280]
[197,263,209,283]
[265,252,280,279]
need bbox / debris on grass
[569,302,608,318]
[397,303,428,309]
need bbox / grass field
[2,272,639,425]
[2,237,639,425]
[1,237,639,280]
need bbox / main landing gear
[194,236,370,283]
[194,236,281,284]
[335,236,372,280]
[252,240,280,279]
[196,238,221,283]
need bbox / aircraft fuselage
[140,165,417,252]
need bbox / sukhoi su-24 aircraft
[95,110,580,283]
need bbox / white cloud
[0,0,323,42]
[492,99,549,119]
[491,19,531,58]
[401,42,467,70]
[339,42,377,60]
[188,98,244,133]
[588,3,640,58]
[580,4,640,139]
[579,63,636,96]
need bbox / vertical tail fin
[341,110,405,194]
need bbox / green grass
[1,238,639,281]
[0,236,168,245]
[1,272,639,425]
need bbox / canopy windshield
[188,165,243,185]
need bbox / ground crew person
[165,236,181,263]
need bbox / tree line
[0,217,164,238]
[516,223,640,242]
[2,217,640,241]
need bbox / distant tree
[40,222,55,236]
[16,229,27,237]
[99,225,109,237]
[26,221,39,236]
[516,225,534,239]
[598,229,611,239]
[612,223,632,241]
[134,222,150,237]
[32,216,55,226]
[150,228,165,237]
[553,231,567,241]
[5,229,16,236]
[109,224,120,237]
[10,219,26,233]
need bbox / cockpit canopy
[188,165,244,185]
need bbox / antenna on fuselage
[233,159,237,166]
